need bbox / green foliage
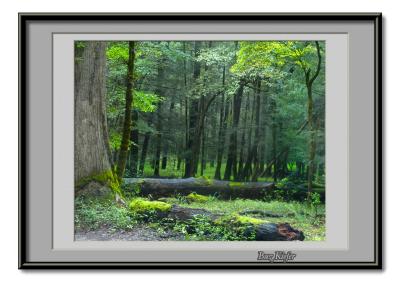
[310,192,321,221]
[133,91,164,112]
[106,42,129,63]
[276,177,289,188]
[109,131,122,150]
[75,198,136,231]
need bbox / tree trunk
[214,66,229,180]
[224,82,244,180]
[153,63,165,177]
[74,41,115,191]
[251,80,262,181]
[161,100,175,170]
[305,41,322,199]
[138,129,151,175]
[116,41,136,180]
[184,41,202,177]
[129,110,139,176]
[242,89,257,181]
[237,92,250,179]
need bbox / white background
[0,0,396,280]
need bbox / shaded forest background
[75,40,325,196]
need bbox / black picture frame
[19,13,383,269]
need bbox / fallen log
[124,177,275,200]
[129,199,304,241]
[165,205,304,241]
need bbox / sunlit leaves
[133,91,164,112]
[107,42,129,63]
[231,41,324,78]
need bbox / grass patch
[74,197,136,231]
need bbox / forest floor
[75,225,184,241]
[75,195,326,241]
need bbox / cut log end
[256,223,305,241]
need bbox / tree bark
[129,110,139,176]
[223,82,244,180]
[116,41,136,180]
[214,77,229,180]
[138,128,151,175]
[304,41,322,199]
[185,41,202,177]
[74,41,114,186]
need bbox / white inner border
[53,33,348,251]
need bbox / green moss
[215,214,266,226]
[229,181,246,188]
[186,193,209,203]
[76,169,121,196]
[129,198,172,213]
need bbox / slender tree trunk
[237,92,250,180]
[185,41,201,177]
[129,110,139,176]
[242,89,257,180]
[214,66,228,180]
[153,63,165,177]
[305,41,322,199]
[200,119,207,176]
[161,100,175,169]
[224,82,244,180]
[138,129,151,175]
[116,41,136,180]
[74,41,115,189]
[250,80,262,182]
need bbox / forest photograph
[74,40,325,242]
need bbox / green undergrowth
[179,199,325,241]
[75,195,325,241]
[74,197,136,232]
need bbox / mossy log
[124,177,275,199]
[128,199,304,241]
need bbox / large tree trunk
[116,41,136,179]
[74,42,113,184]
